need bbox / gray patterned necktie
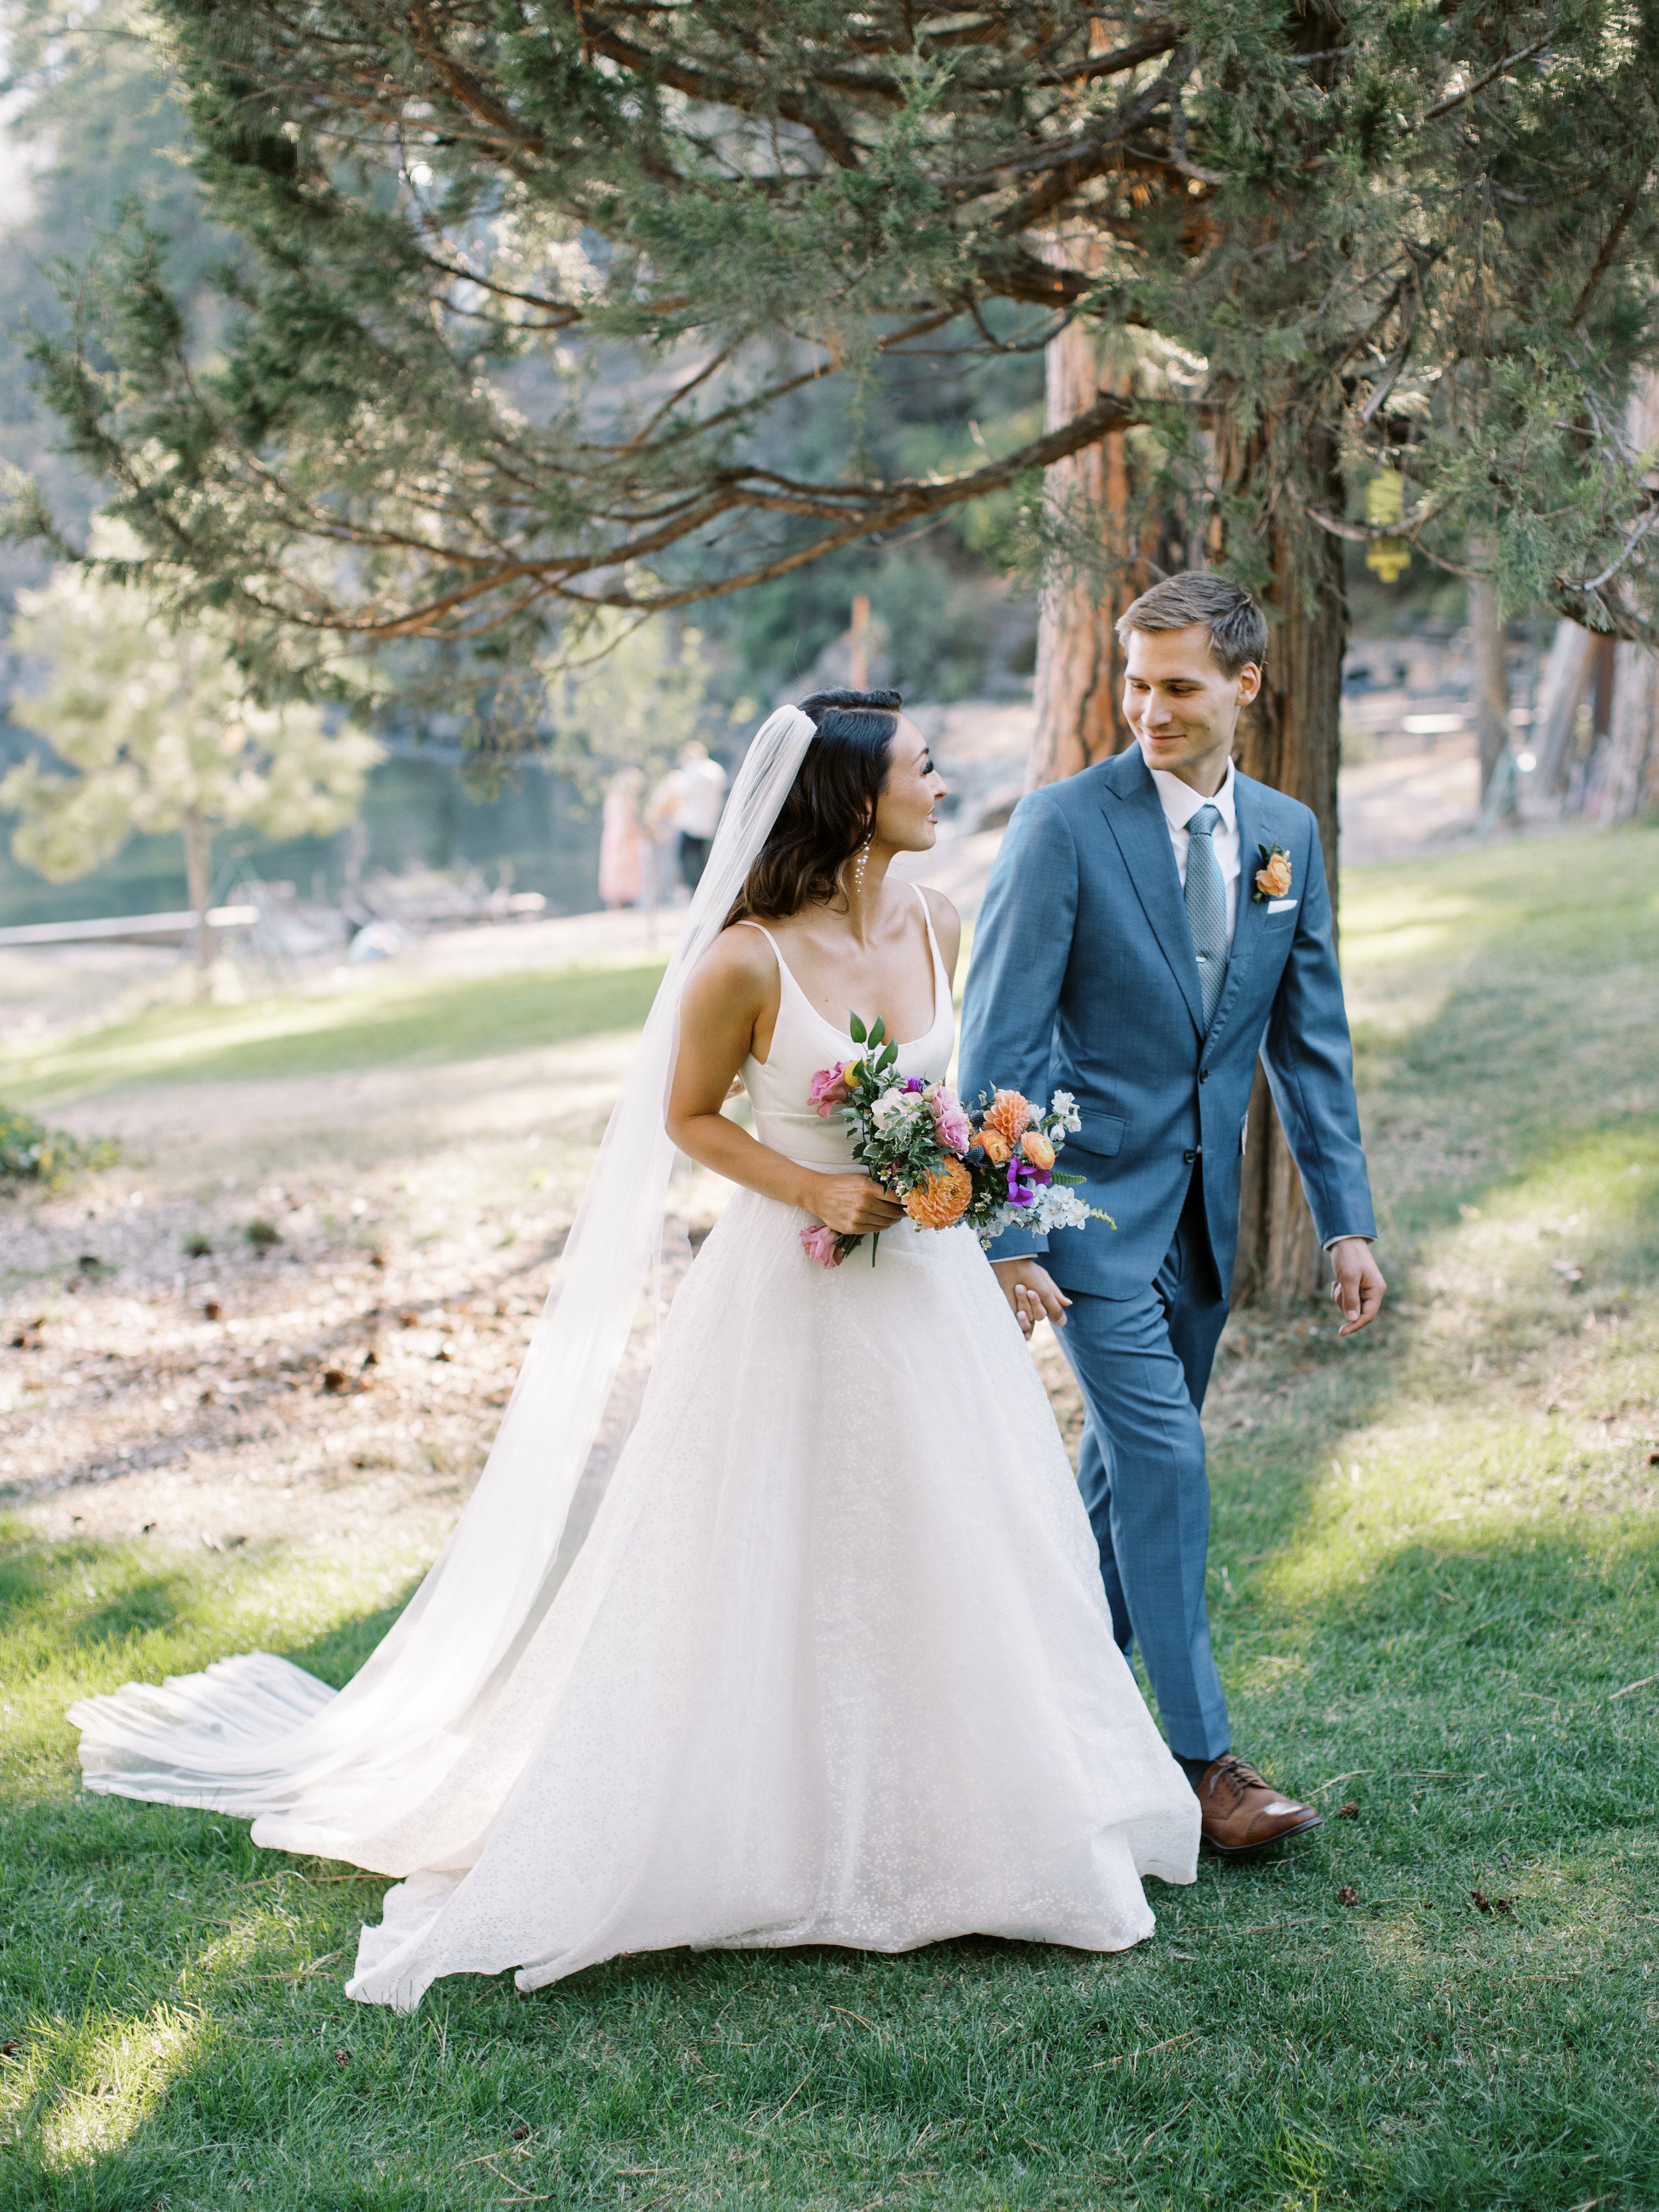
[1185,802,1228,1026]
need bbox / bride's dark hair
[730,687,904,921]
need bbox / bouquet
[800,1012,1112,1267]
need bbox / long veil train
[70,707,820,1875]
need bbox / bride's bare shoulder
[916,884,963,975]
[687,918,780,1003]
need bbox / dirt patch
[0,1033,648,1558]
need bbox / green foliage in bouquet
[805,1022,1108,1269]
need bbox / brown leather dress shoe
[1191,1754,1321,1856]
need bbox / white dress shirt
[1146,752,1369,1254]
[1149,756,1241,948]
[674,758,727,839]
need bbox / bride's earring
[851,836,871,899]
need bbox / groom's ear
[1234,661,1263,707]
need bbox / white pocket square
[1267,898,1298,914]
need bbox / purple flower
[903,1075,926,1092]
[1005,1156,1039,1207]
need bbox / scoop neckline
[744,888,946,1057]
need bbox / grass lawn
[2,825,1657,2211]
[1,961,669,1100]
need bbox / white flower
[1037,1189,1089,1233]
[1050,1089,1075,1116]
[871,1090,920,1131]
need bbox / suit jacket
[958,743,1376,1299]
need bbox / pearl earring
[851,837,871,898]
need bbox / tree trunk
[1226,426,1348,1312]
[1026,234,1150,788]
[1468,558,1517,817]
[182,805,216,997]
[1028,326,1351,1310]
[1534,620,1599,794]
[1602,642,1659,822]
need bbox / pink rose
[800,1223,847,1268]
[928,1084,973,1155]
[808,1062,851,1120]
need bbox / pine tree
[13,5,1654,659]
[1,558,381,989]
[9,0,1658,1286]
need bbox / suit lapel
[1099,748,1206,1038]
[1207,772,1270,1048]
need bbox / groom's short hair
[1116,573,1267,679]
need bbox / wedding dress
[69,709,1198,2013]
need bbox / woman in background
[598,765,646,910]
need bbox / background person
[670,740,727,892]
[598,766,646,910]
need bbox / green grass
[3,827,1659,2210]
[0,960,668,1099]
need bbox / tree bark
[182,805,216,996]
[1534,620,1599,794]
[1026,228,1152,789]
[1226,426,1348,1312]
[1468,558,1516,817]
[1027,324,1351,1310]
[1602,642,1659,822]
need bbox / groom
[960,571,1385,1855]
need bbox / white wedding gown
[72,892,1198,2010]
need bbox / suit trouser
[1052,1170,1232,1763]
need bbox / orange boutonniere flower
[1252,843,1293,902]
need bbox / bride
[71,690,1198,2011]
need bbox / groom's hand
[992,1258,1072,1338]
[1330,1239,1386,1336]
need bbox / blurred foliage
[0,1098,113,1187]
[1,545,381,885]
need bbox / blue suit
[959,742,1375,1760]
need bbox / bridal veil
[70,707,820,1871]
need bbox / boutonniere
[1252,843,1292,902]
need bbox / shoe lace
[1204,1754,1269,1805]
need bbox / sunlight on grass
[23,2002,206,2172]
[0,1518,435,1808]
[3,958,668,1101]
[2,826,1657,2211]
[1265,1113,1658,1602]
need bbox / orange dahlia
[903,1158,973,1229]
[981,1089,1033,1144]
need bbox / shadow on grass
[3,1506,1656,2209]
[5,832,1659,2207]
[285,1589,424,1689]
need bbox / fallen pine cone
[1336,1886,1358,1905]
[1470,1890,1514,1915]
[1334,1800,1360,1820]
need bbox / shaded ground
[1,826,1656,2212]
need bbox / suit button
[1199,1068,1210,1083]
[1183,1148,1198,1164]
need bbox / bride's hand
[991,1257,1072,1337]
[805,1174,906,1237]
